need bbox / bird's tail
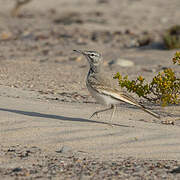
[116,92,161,119]
[139,104,161,119]
[101,90,161,119]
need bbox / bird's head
[73,50,102,68]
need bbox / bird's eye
[91,54,94,57]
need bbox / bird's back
[86,70,142,107]
[87,70,121,93]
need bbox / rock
[137,34,153,47]
[56,146,72,153]
[69,56,82,62]
[109,59,134,67]
[171,166,180,173]
[1,32,13,41]
[53,13,83,25]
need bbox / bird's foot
[89,112,100,119]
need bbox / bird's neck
[89,65,101,74]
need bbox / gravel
[0,145,180,179]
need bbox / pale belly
[87,84,119,106]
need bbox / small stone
[12,167,22,172]
[103,60,109,66]
[109,59,134,67]
[76,38,87,45]
[161,116,177,125]
[161,17,168,23]
[137,35,153,46]
[97,0,109,4]
[69,56,82,62]
[161,120,175,125]
[170,166,180,173]
[75,56,82,62]
[42,167,48,173]
[1,32,13,40]
[56,146,72,153]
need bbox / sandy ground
[0,0,180,179]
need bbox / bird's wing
[98,87,140,107]
[88,72,139,106]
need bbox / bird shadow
[0,108,133,128]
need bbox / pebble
[109,59,135,67]
[1,32,13,41]
[1,145,180,179]
[56,146,72,153]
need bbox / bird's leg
[90,105,114,119]
[108,104,116,126]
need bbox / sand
[0,0,180,179]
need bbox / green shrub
[163,25,180,49]
[114,52,180,106]
[172,51,180,65]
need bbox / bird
[73,49,160,124]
